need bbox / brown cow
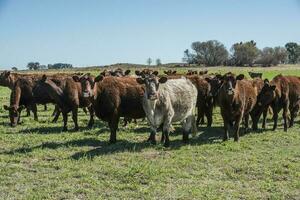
[92,75,145,143]
[3,78,37,126]
[218,74,257,141]
[249,78,270,130]
[35,74,94,131]
[255,75,300,131]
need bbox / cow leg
[182,115,196,142]
[272,104,279,131]
[147,127,157,144]
[262,107,268,129]
[282,102,289,132]
[233,114,243,142]
[62,112,68,132]
[52,105,59,117]
[82,107,88,115]
[72,107,79,131]
[196,106,204,127]
[163,115,174,147]
[17,110,22,124]
[52,109,61,123]
[31,104,38,121]
[87,106,94,128]
[289,103,299,128]
[205,106,213,128]
[108,113,119,144]
[26,107,30,117]
[44,104,47,111]
[244,114,249,132]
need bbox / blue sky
[0,0,300,69]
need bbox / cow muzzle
[227,89,234,95]
[148,93,158,100]
[83,91,93,98]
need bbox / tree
[26,62,40,70]
[48,63,73,69]
[285,42,300,64]
[273,46,287,64]
[191,40,228,66]
[231,40,259,66]
[255,46,287,67]
[11,67,18,71]
[255,47,275,67]
[147,58,152,66]
[156,58,162,66]
[182,49,196,64]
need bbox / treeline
[26,62,73,70]
[183,40,300,67]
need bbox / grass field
[0,66,300,199]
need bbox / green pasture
[0,66,299,199]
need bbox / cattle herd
[0,68,299,147]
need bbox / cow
[249,78,270,130]
[136,71,198,147]
[35,74,94,131]
[218,73,257,141]
[164,70,177,75]
[255,75,300,131]
[248,72,263,79]
[3,78,37,126]
[92,75,145,143]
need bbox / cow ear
[3,105,9,110]
[159,76,168,84]
[136,78,145,84]
[236,74,245,80]
[94,75,104,82]
[164,71,168,75]
[172,70,177,74]
[41,74,47,82]
[72,76,80,82]
[152,71,159,76]
[270,85,276,91]
[125,70,131,75]
[264,79,269,84]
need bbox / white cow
[136,72,198,147]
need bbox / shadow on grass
[2,137,105,155]
[70,140,153,160]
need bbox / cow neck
[10,81,21,108]
[43,80,65,108]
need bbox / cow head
[256,79,276,107]
[199,70,208,75]
[0,71,14,88]
[186,70,198,75]
[221,73,244,96]
[136,71,167,100]
[73,73,94,98]
[205,74,223,98]
[164,70,177,75]
[3,105,24,127]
